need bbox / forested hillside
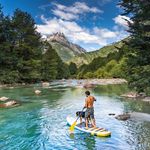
[75,0,150,95]
[69,40,124,67]
[0,0,150,96]
[0,7,69,84]
[76,40,129,79]
[119,0,150,94]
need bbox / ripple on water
[0,83,150,150]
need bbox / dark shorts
[85,107,94,119]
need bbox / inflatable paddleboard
[67,116,111,137]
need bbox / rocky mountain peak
[46,32,86,61]
[47,32,68,43]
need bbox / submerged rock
[130,112,150,122]
[115,113,131,121]
[0,100,20,108]
[115,112,150,122]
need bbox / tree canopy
[0,6,70,84]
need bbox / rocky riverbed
[0,78,127,88]
[77,78,127,85]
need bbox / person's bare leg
[91,118,96,128]
[85,118,88,129]
[93,118,96,127]
[80,117,82,124]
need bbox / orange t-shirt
[85,95,96,108]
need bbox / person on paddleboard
[84,91,96,129]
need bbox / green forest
[0,7,70,83]
[76,0,150,94]
[0,0,150,94]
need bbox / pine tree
[0,6,70,84]
[41,43,58,80]
[69,62,77,75]
[0,6,20,83]
[41,43,70,80]
[12,9,42,83]
[119,0,150,93]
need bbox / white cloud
[37,17,106,46]
[52,2,103,21]
[93,27,117,38]
[37,15,128,50]
[70,2,101,14]
[52,9,78,20]
[113,25,129,41]
[37,7,130,51]
[113,15,132,28]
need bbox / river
[0,80,150,150]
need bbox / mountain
[69,38,127,67]
[76,38,130,79]
[47,32,86,62]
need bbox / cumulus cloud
[93,27,117,38]
[52,2,103,20]
[37,3,130,51]
[112,15,130,42]
[37,17,105,46]
[52,9,78,20]
[113,25,129,41]
[113,15,132,28]
[37,15,126,49]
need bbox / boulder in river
[0,100,20,108]
[83,83,96,89]
[0,96,9,101]
[115,113,131,121]
[115,112,150,122]
[35,90,41,95]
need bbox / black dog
[76,111,85,118]
[76,111,91,125]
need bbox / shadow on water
[69,132,96,150]
[93,84,129,97]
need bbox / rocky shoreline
[0,97,21,108]
[121,92,150,103]
[0,82,31,88]
[0,78,127,88]
[79,78,127,85]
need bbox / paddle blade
[69,121,77,132]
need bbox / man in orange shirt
[84,91,96,129]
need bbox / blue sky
[0,0,130,51]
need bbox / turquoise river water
[0,80,150,150]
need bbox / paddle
[69,108,85,133]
